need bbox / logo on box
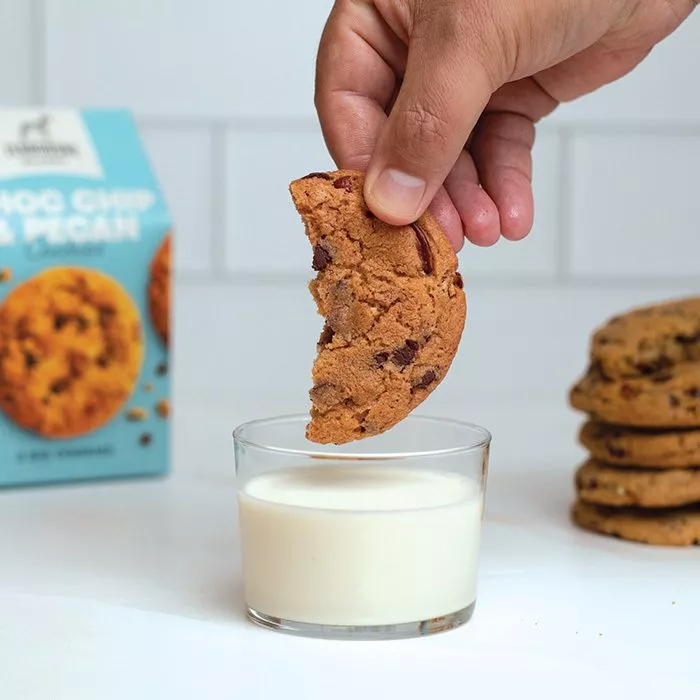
[0,109,105,180]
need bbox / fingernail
[367,169,426,220]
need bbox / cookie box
[0,109,172,487]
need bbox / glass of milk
[233,414,491,640]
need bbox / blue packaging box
[0,109,171,486]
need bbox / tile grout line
[555,127,573,283]
[138,116,322,133]
[134,115,700,137]
[208,123,228,275]
[174,270,700,291]
[28,0,46,105]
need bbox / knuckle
[399,104,451,150]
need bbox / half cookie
[290,170,466,444]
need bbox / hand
[315,0,696,251]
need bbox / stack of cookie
[569,298,700,546]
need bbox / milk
[238,465,483,627]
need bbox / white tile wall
[44,0,331,119]
[140,125,214,274]
[175,282,700,401]
[570,133,700,278]
[554,18,700,124]
[225,128,334,274]
[462,130,561,278]
[0,0,33,106]
[1,2,699,283]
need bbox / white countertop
[2,283,700,698]
[1,394,698,699]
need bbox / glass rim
[232,414,491,461]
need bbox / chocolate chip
[76,315,89,332]
[676,333,700,345]
[365,210,375,219]
[410,223,433,275]
[54,315,69,331]
[356,408,370,432]
[688,387,700,399]
[372,351,389,368]
[591,361,613,382]
[156,361,168,377]
[392,340,420,367]
[99,307,115,328]
[588,478,599,488]
[96,356,109,368]
[312,243,332,271]
[310,382,335,398]
[318,324,335,346]
[637,357,672,375]
[454,272,463,289]
[16,318,30,340]
[607,445,627,459]
[24,353,38,369]
[50,378,70,394]
[333,176,352,192]
[652,372,673,383]
[301,172,332,180]
[309,382,344,410]
[670,395,681,408]
[69,354,88,377]
[139,433,152,447]
[412,370,437,391]
[620,384,640,400]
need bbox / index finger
[315,0,406,170]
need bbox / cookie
[579,421,700,468]
[0,267,143,438]
[570,362,700,428]
[575,459,700,508]
[571,500,700,546]
[148,234,171,345]
[289,170,466,444]
[591,297,700,379]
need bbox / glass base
[246,601,476,640]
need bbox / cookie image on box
[290,170,466,445]
[0,267,143,439]
[148,234,171,346]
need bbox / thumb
[364,15,498,225]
